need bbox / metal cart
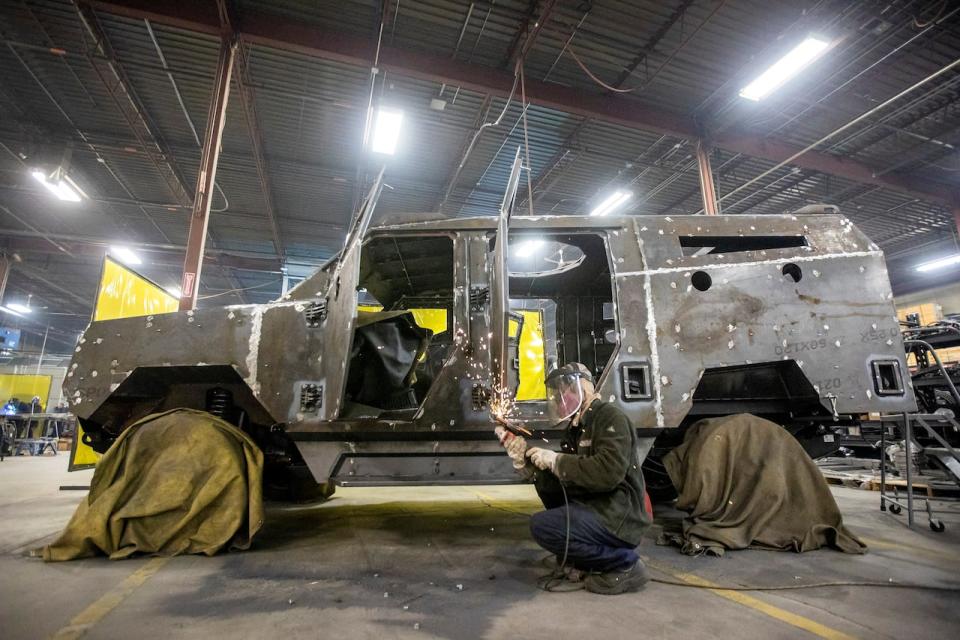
[879,412,960,531]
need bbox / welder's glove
[526,447,558,473]
[494,426,528,469]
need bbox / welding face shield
[545,364,592,425]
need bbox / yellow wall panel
[72,258,179,470]
[0,374,52,408]
[358,305,448,336]
[93,257,179,322]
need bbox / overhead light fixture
[515,239,543,257]
[590,190,632,217]
[31,168,86,202]
[371,108,403,155]
[109,245,142,266]
[739,36,831,101]
[5,303,32,314]
[916,254,960,273]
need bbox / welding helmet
[545,363,593,424]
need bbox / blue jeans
[529,499,638,573]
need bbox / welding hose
[646,573,960,592]
[535,555,960,593]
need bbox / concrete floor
[2,455,959,639]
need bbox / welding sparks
[488,382,519,424]
[489,382,548,442]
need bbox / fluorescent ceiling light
[110,245,142,266]
[31,169,85,202]
[515,239,543,257]
[0,306,23,317]
[739,37,830,101]
[916,254,960,272]
[5,303,32,314]
[590,190,632,217]
[371,108,403,155]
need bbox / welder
[496,363,652,594]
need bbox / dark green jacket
[533,400,651,545]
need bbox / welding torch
[493,414,533,438]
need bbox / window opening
[506,233,615,415]
[679,235,808,256]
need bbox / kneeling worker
[496,363,652,594]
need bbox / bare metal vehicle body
[65,203,916,497]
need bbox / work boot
[583,559,649,595]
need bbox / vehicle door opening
[341,234,455,420]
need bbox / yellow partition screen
[409,308,448,337]
[93,257,179,321]
[0,374,52,408]
[515,310,547,401]
[355,305,544,399]
[71,257,179,470]
[357,305,448,336]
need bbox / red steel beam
[711,132,956,206]
[83,0,956,207]
[695,141,719,215]
[179,36,236,311]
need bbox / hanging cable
[211,181,230,213]
[535,482,574,593]
[519,63,535,216]
[566,0,729,94]
[197,279,282,300]
[439,70,522,207]
[566,46,641,93]
[463,70,521,161]
[914,0,948,28]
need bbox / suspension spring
[206,387,233,419]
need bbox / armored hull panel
[65,213,915,487]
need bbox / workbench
[0,412,75,459]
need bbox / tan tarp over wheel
[663,413,866,556]
[39,409,264,561]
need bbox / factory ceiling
[1,0,959,351]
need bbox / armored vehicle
[65,182,916,499]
